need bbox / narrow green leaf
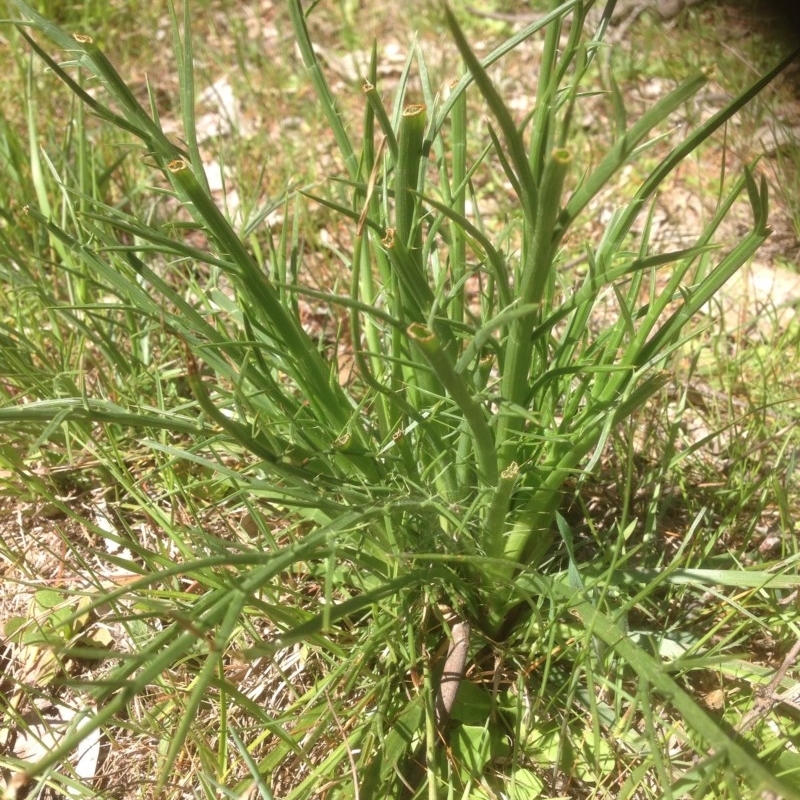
[442,4,537,218]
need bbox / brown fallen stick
[434,620,471,734]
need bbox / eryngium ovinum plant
[5,0,799,797]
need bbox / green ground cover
[1,1,799,798]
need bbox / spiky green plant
[2,0,799,798]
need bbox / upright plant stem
[395,104,427,265]
[447,85,468,330]
[497,147,572,466]
[408,323,498,487]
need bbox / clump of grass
[1,0,799,798]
